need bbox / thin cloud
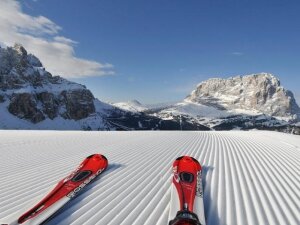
[0,0,114,78]
[53,36,78,45]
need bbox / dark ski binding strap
[169,210,202,225]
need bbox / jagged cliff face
[186,73,300,120]
[0,44,95,123]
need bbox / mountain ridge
[185,73,300,120]
[0,44,299,134]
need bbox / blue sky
[2,0,300,104]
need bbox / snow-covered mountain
[0,130,299,225]
[186,73,300,120]
[0,44,118,130]
[113,100,148,113]
[151,73,300,134]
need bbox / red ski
[169,156,205,225]
[15,154,108,225]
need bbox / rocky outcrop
[61,89,95,120]
[8,93,45,123]
[186,73,300,120]
[37,92,58,120]
[0,44,96,123]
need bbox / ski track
[0,131,299,225]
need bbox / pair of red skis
[10,155,205,225]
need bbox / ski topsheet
[169,156,206,225]
[13,154,108,225]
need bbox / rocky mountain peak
[186,73,300,120]
[13,43,28,56]
[0,44,96,123]
[11,44,43,68]
[0,43,44,87]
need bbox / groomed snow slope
[0,131,299,225]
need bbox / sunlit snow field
[0,131,299,225]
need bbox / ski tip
[85,154,108,170]
[176,156,184,161]
[100,154,108,161]
[86,154,95,159]
[175,155,199,163]
[173,155,201,170]
[191,157,199,164]
[86,154,108,161]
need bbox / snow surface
[160,101,232,118]
[0,131,299,225]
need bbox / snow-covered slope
[0,131,299,225]
[159,101,233,119]
[113,100,147,113]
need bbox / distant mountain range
[0,44,299,134]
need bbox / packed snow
[0,130,299,225]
